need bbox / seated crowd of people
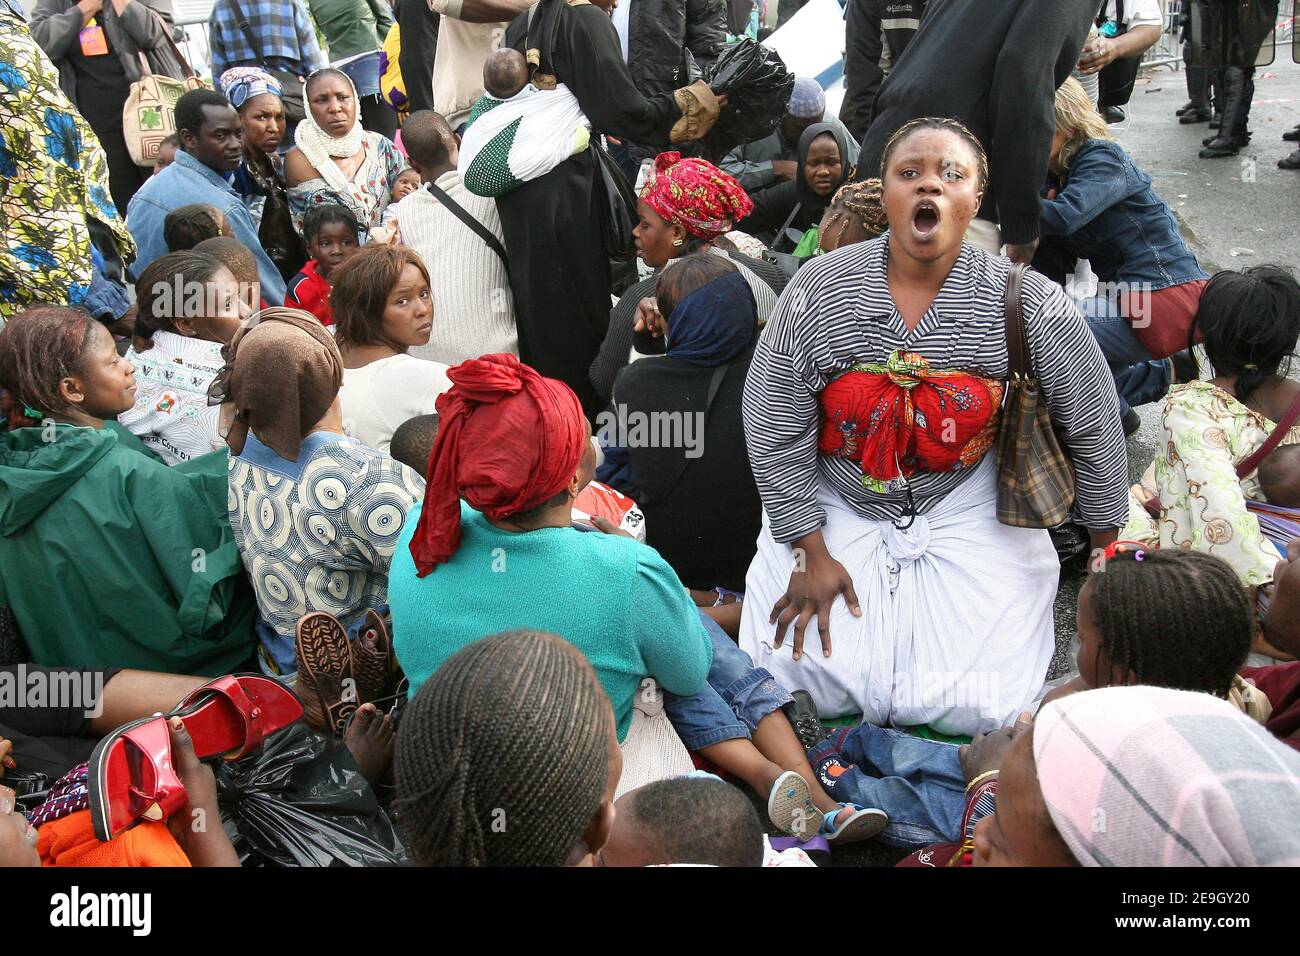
[1,0,1299,869]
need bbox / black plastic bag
[216,723,407,867]
[699,38,796,162]
[592,142,639,261]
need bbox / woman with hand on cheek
[333,244,451,454]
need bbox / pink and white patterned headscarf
[1034,685,1300,866]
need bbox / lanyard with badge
[80,15,109,56]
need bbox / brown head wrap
[212,307,344,460]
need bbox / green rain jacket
[0,424,258,675]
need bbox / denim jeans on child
[663,611,793,750]
[1077,294,1171,417]
[808,723,967,848]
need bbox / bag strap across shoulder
[1237,391,1300,478]
[426,182,510,278]
[226,0,266,65]
[153,11,196,78]
[1004,261,1031,382]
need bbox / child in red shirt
[285,204,360,326]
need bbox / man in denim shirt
[126,89,287,304]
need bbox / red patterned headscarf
[408,354,587,576]
[639,152,754,240]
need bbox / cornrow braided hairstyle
[1088,549,1253,698]
[880,116,989,192]
[822,178,888,247]
[393,629,614,866]
[0,306,98,419]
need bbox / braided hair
[1086,549,1252,698]
[880,116,989,192]
[393,629,615,866]
[0,306,98,419]
[821,178,887,248]
[1191,265,1300,402]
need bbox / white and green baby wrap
[459,83,591,197]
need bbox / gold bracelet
[965,770,999,793]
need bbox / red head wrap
[408,354,587,576]
[639,152,754,240]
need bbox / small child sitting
[285,204,360,326]
[458,48,592,198]
[164,204,228,251]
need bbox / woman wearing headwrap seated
[222,308,425,674]
[736,122,855,254]
[610,255,762,594]
[220,67,308,284]
[970,685,1300,866]
[284,68,406,240]
[388,354,885,843]
[0,308,258,676]
[589,153,784,405]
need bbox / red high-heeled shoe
[88,674,303,841]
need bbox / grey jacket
[30,0,187,105]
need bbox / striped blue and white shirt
[742,236,1129,542]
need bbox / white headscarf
[294,69,367,196]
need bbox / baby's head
[1260,444,1300,509]
[599,776,764,867]
[391,167,423,201]
[483,48,529,100]
[390,413,440,476]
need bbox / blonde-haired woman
[1040,76,1209,434]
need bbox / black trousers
[93,123,150,218]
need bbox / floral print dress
[0,13,135,323]
[1123,380,1300,587]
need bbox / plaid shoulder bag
[995,262,1076,527]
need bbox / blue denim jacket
[126,150,288,304]
[1040,139,1208,291]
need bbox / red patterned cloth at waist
[818,350,1004,490]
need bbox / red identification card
[79,24,109,56]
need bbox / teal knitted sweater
[389,501,713,741]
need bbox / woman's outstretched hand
[769,530,861,661]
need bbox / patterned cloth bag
[122,17,207,166]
